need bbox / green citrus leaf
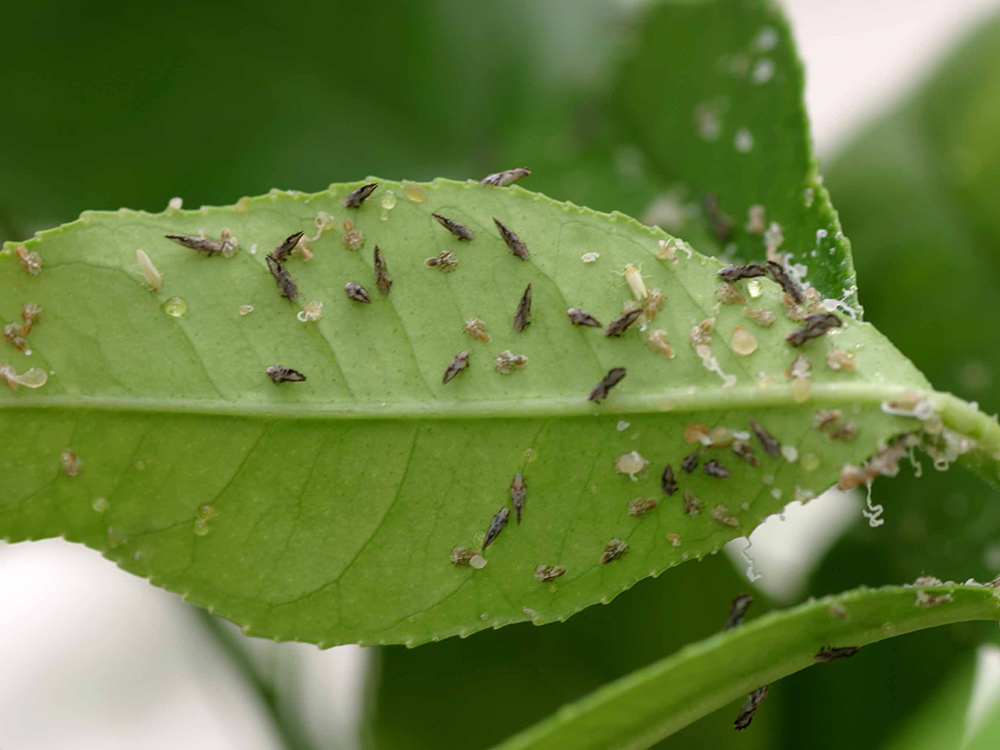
[491,583,1000,750]
[1,179,991,646]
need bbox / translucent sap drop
[196,503,216,521]
[193,518,211,536]
[472,531,487,549]
[163,296,187,317]
[747,279,763,298]
[92,497,109,512]
[731,326,758,356]
[403,181,427,203]
[239,305,254,315]
[15,368,48,388]
[380,189,397,221]
[801,453,821,471]
[522,448,538,463]
[469,555,488,569]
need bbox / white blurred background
[3,1,1000,747]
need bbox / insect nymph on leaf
[442,351,470,384]
[718,263,767,281]
[587,367,627,402]
[603,308,641,337]
[734,686,769,731]
[431,213,474,240]
[681,452,700,474]
[703,459,730,478]
[425,251,458,272]
[482,507,509,549]
[766,260,805,304]
[165,228,237,257]
[266,365,306,383]
[723,593,753,630]
[480,166,530,187]
[510,474,526,524]
[749,418,781,458]
[271,231,305,262]
[815,646,861,663]
[265,253,298,301]
[344,182,379,208]
[786,312,843,347]
[514,284,532,332]
[493,218,530,260]
[567,308,602,328]
[534,564,565,582]
[600,538,628,565]
[661,464,678,496]
[344,282,372,303]
[373,245,392,294]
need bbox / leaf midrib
[0,383,948,420]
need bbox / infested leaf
[1,179,995,647]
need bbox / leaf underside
[492,583,1000,750]
[0,178,951,646]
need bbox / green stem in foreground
[491,584,1000,750]
[194,608,320,750]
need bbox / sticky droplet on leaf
[162,297,187,317]
[731,326,757,355]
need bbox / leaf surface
[0,179,983,646]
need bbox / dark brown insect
[749,418,781,458]
[682,491,703,516]
[510,474,526,524]
[786,312,843,347]
[815,646,861,663]
[270,231,305,262]
[514,284,532,332]
[481,167,531,187]
[482,507,510,549]
[681,452,700,474]
[344,182,378,208]
[734,686,769,731]
[766,260,805,304]
[265,254,299,301]
[600,538,628,565]
[432,213,474,240]
[493,218,530,260]
[724,593,753,630]
[373,245,392,295]
[266,365,306,383]
[567,308,602,328]
[703,459,731,478]
[718,263,767,281]
[661,464,678,496]
[587,367,627,402]
[442,351,470,384]
[344,282,371,303]
[603,308,642,338]
[534,564,566,582]
[165,233,226,255]
[731,440,760,467]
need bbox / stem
[194,608,320,750]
